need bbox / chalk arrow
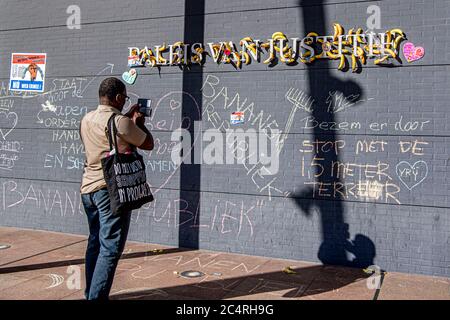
[79,63,115,96]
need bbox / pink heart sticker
[403,42,425,63]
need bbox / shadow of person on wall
[178,0,376,270]
[292,0,376,269]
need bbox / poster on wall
[9,53,46,92]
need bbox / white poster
[9,53,46,92]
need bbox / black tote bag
[101,114,154,215]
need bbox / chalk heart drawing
[0,111,18,140]
[396,160,428,190]
[122,69,137,85]
[169,99,181,111]
[146,91,201,194]
[403,42,425,63]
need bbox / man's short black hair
[99,77,126,100]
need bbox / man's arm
[135,118,154,151]
[123,104,154,151]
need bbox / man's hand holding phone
[125,104,145,126]
[123,98,153,151]
[124,101,154,150]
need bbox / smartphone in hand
[137,98,152,117]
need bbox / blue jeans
[81,188,131,300]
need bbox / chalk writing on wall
[202,74,433,204]
[142,90,201,194]
[201,75,290,200]
[0,180,84,216]
[1,65,113,173]
[299,138,431,203]
[0,82,21,171]
[0,110,20,171]
[0,177,264,239]
[36,78,88,171]
[135,197,264,239]
[0,65,434,230]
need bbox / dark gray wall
[0,0,449,277]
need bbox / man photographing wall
[79,77,154,300]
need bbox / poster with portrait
[9,53,47,92]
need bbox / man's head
[98,77,128,111]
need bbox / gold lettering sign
[128,23,406,73]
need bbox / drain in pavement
[179,270,205,279]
